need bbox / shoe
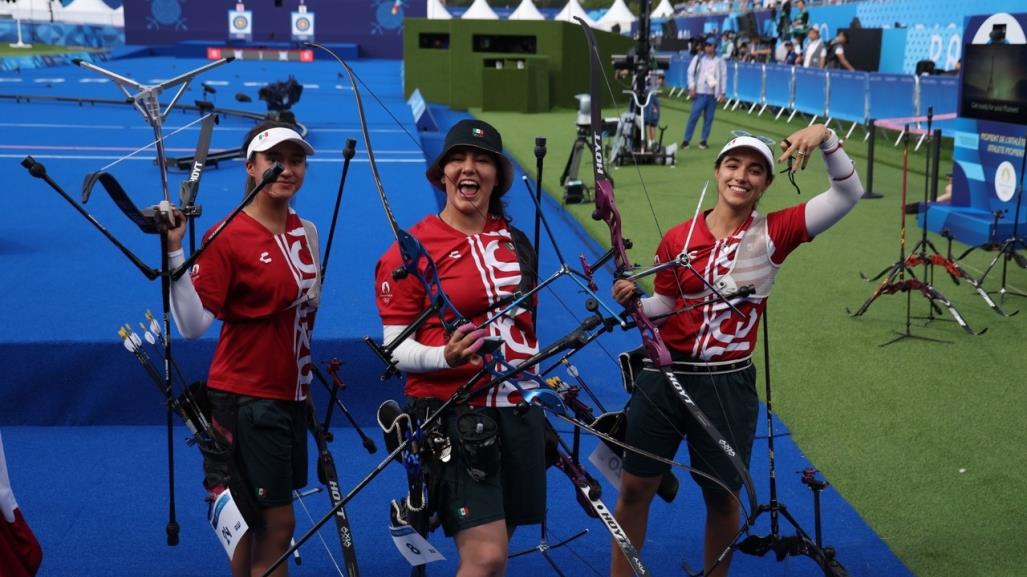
[698,141,709,150]
[904,201,923,215]
[681,141,690,149]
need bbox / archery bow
[574,18,758,523]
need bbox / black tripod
[974,131,1027,303]
[560,123,593,204]
[848,126,984,344]
[733,309,850,577]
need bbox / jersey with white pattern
[192,209,317,401]
[653,205,810,361]
[376,215,538,407]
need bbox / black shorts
[438,405,546,537]
[622,359,758,493]
[232,395,309,508]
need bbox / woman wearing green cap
[609,123,864,577]
[374,118,545,576]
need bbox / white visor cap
[246,127,315,159]
[716,135,775,172]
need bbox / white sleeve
[639,292,676,325]
[169,249,216,339]
[383,324,450,373]
[804,129,865,237]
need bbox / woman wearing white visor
[609,124,863,577]
[168,121,319,577]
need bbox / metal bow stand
[973,131,1027,303]
[848,123,985,344]
[21,57,232,546]
[728,308,850,577]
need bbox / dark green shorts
[235,396,309,508]
[439,405,546,537]
[622,360,758,493]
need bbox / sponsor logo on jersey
[380,281,393,304]
[259,251,272,264]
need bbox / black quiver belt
[188,382,262,528]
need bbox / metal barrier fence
[666,56,960,137]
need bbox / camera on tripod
[559,94,618,204]
[259,76,304,113]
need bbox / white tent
[508,0,545,21]
[554,0,595,27]
[596,0,635,33]
[60,0,118,26]
[461,0,499,20]
[112,4,123,26]
[426,0,452,20]
[0,0,63,23]
[650,0,675,19]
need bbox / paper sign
[589,442,623,489]
[389,522,446,566]
[209,489,249,560]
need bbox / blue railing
[665,55,960,135]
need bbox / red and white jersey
[376,215,538,407]
[192,209,318,401]
[653,205,811,362]
[0,433,41,577]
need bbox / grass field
[0,44,99,56]
[477,99,1027,577]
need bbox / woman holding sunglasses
[609,123,863,577]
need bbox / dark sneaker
[698,141,709,150]
[681,141,690,149]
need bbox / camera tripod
[560,123,593,204]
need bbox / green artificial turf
[0,44,99,56]
[476,99,1027,577]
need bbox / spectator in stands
[683,36,727,150]
[906,173,953,214]
[789,0,810,42]
[824,30,855,70]
[780,40,798,65]
[721,31,736,60]
[802,27,826,68]
[776,1,792,41]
